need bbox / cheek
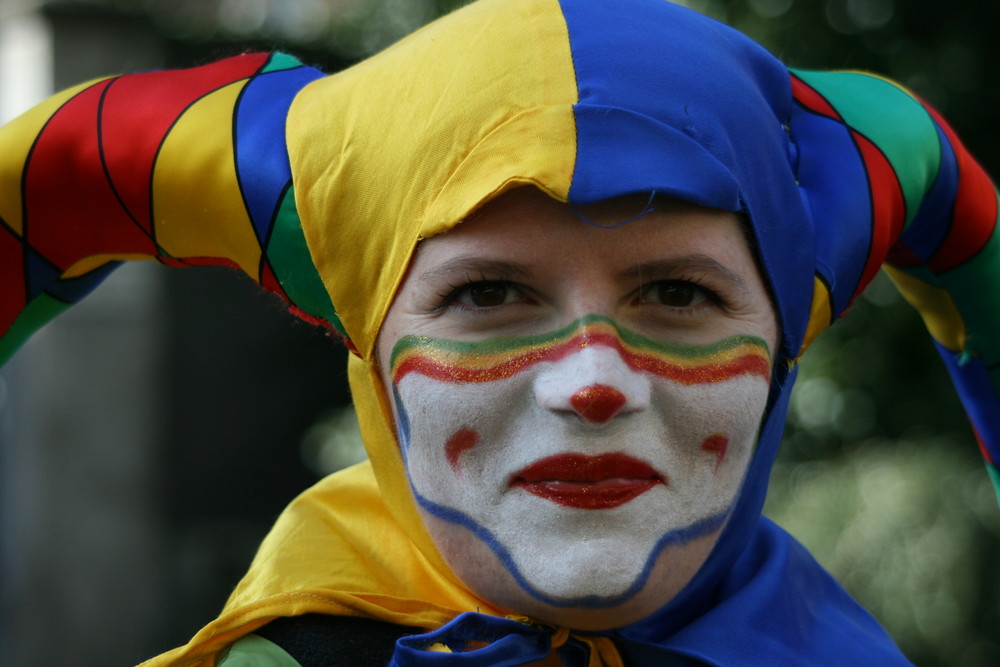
[392,372,533,504]
[659,370,766,439]
[648,374,769,503]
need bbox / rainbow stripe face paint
[389,315,772,609]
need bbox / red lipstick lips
[511,453,664,509]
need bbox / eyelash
[434,273,525,312]
[636,275,727,312]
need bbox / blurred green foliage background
[21,0,1000,664]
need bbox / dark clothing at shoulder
[256,613,421,667]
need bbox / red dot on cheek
[700,433,729,473]
[445,427,479,472]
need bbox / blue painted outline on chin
[392,383,730,609]
[413,488,730,609]
[392,384,412,462]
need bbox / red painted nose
[569,384,627,424]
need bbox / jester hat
[1,0,997,664]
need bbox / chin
[424,509,723,630]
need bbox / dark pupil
[659,283,695,307]
[469,283,507,307]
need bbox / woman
[1,0,997,664]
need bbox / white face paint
[378,188,778,629]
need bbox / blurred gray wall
[0,6,170,665]
[0,5,350,665]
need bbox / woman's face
[376,187,778,629]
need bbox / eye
[451,280,525,308]
[640,280,711,308]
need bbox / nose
[533,345,650,425]
[570,384,627,424]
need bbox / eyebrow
[621,256,749,293]
[417,256,534,284]
[417,254,750,293]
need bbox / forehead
[412,187,753,270]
